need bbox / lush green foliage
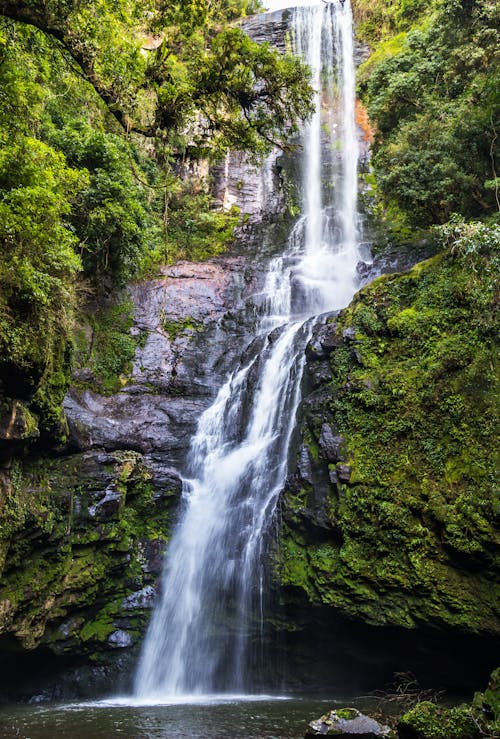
[399,671,499,739]
[357,0,499,227]
[0,1,313,448]
[0,0,312,152]
[48,121,163,283]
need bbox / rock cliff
[274,237,499,688]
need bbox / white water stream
[135,1,361,700]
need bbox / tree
[0,0,313,155]
[359,0,499,226]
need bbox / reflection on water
[0,696,370,739]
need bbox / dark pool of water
[0,695,376,739]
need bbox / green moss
[398,702,480,739]
[79,608,116,644]
[279,236,500,634]
[336,708,360,721]
[0,450,174,656]
[74,297,146,395]
[358,32,408,83]
[162,316,204,341]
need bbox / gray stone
[306,320,343,360]
[122,586,156,611]
[305,708,395,737]
[319,425,347,463]
[336,464,352,483]
[108,630,133,648]
[88,485,123,521]
[138,538,167,574]
[342,326,357,342]
[64,256,267,475]
[298,445,314,485]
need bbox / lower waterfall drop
[134,0,362,700]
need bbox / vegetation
[355,0,499,228]
[0,450,178,655]
[279,216,499,633]
[278,1,498,635]
[0,0,313,450]
[398,668,499,738]
[0,0,498,704]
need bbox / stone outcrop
[305,708,395,738]
[64,258,258,462]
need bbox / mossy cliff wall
[277,234,499,639]
[0,449,180,699]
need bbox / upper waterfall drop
[134,0,362,701]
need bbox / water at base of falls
[134,0,362,701]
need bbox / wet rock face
[0,451,180,668]
[64,257,260,467]
[0,217,290,697]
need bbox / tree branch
[0,1,156,137]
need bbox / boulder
[305,708,395,737]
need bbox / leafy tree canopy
[356,0,499,227]
[0,0,313,155]
[0,0,313,445]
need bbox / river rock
[305,708,395,737]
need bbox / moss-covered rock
[278,228,499,636]
[397,702,479,739]
[305,707,395,737]
[0,449,180,667]
[471,667,500,738]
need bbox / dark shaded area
[0,643,84,704]
[0,363,36,401]
[271,607,499,698]
[0,638,140,704]
[1,614,497,704]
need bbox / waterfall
[134,0,361,700]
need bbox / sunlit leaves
[360,0,499,226]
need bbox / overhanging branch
[0,1,156,137]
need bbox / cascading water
[134,0,361,700]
